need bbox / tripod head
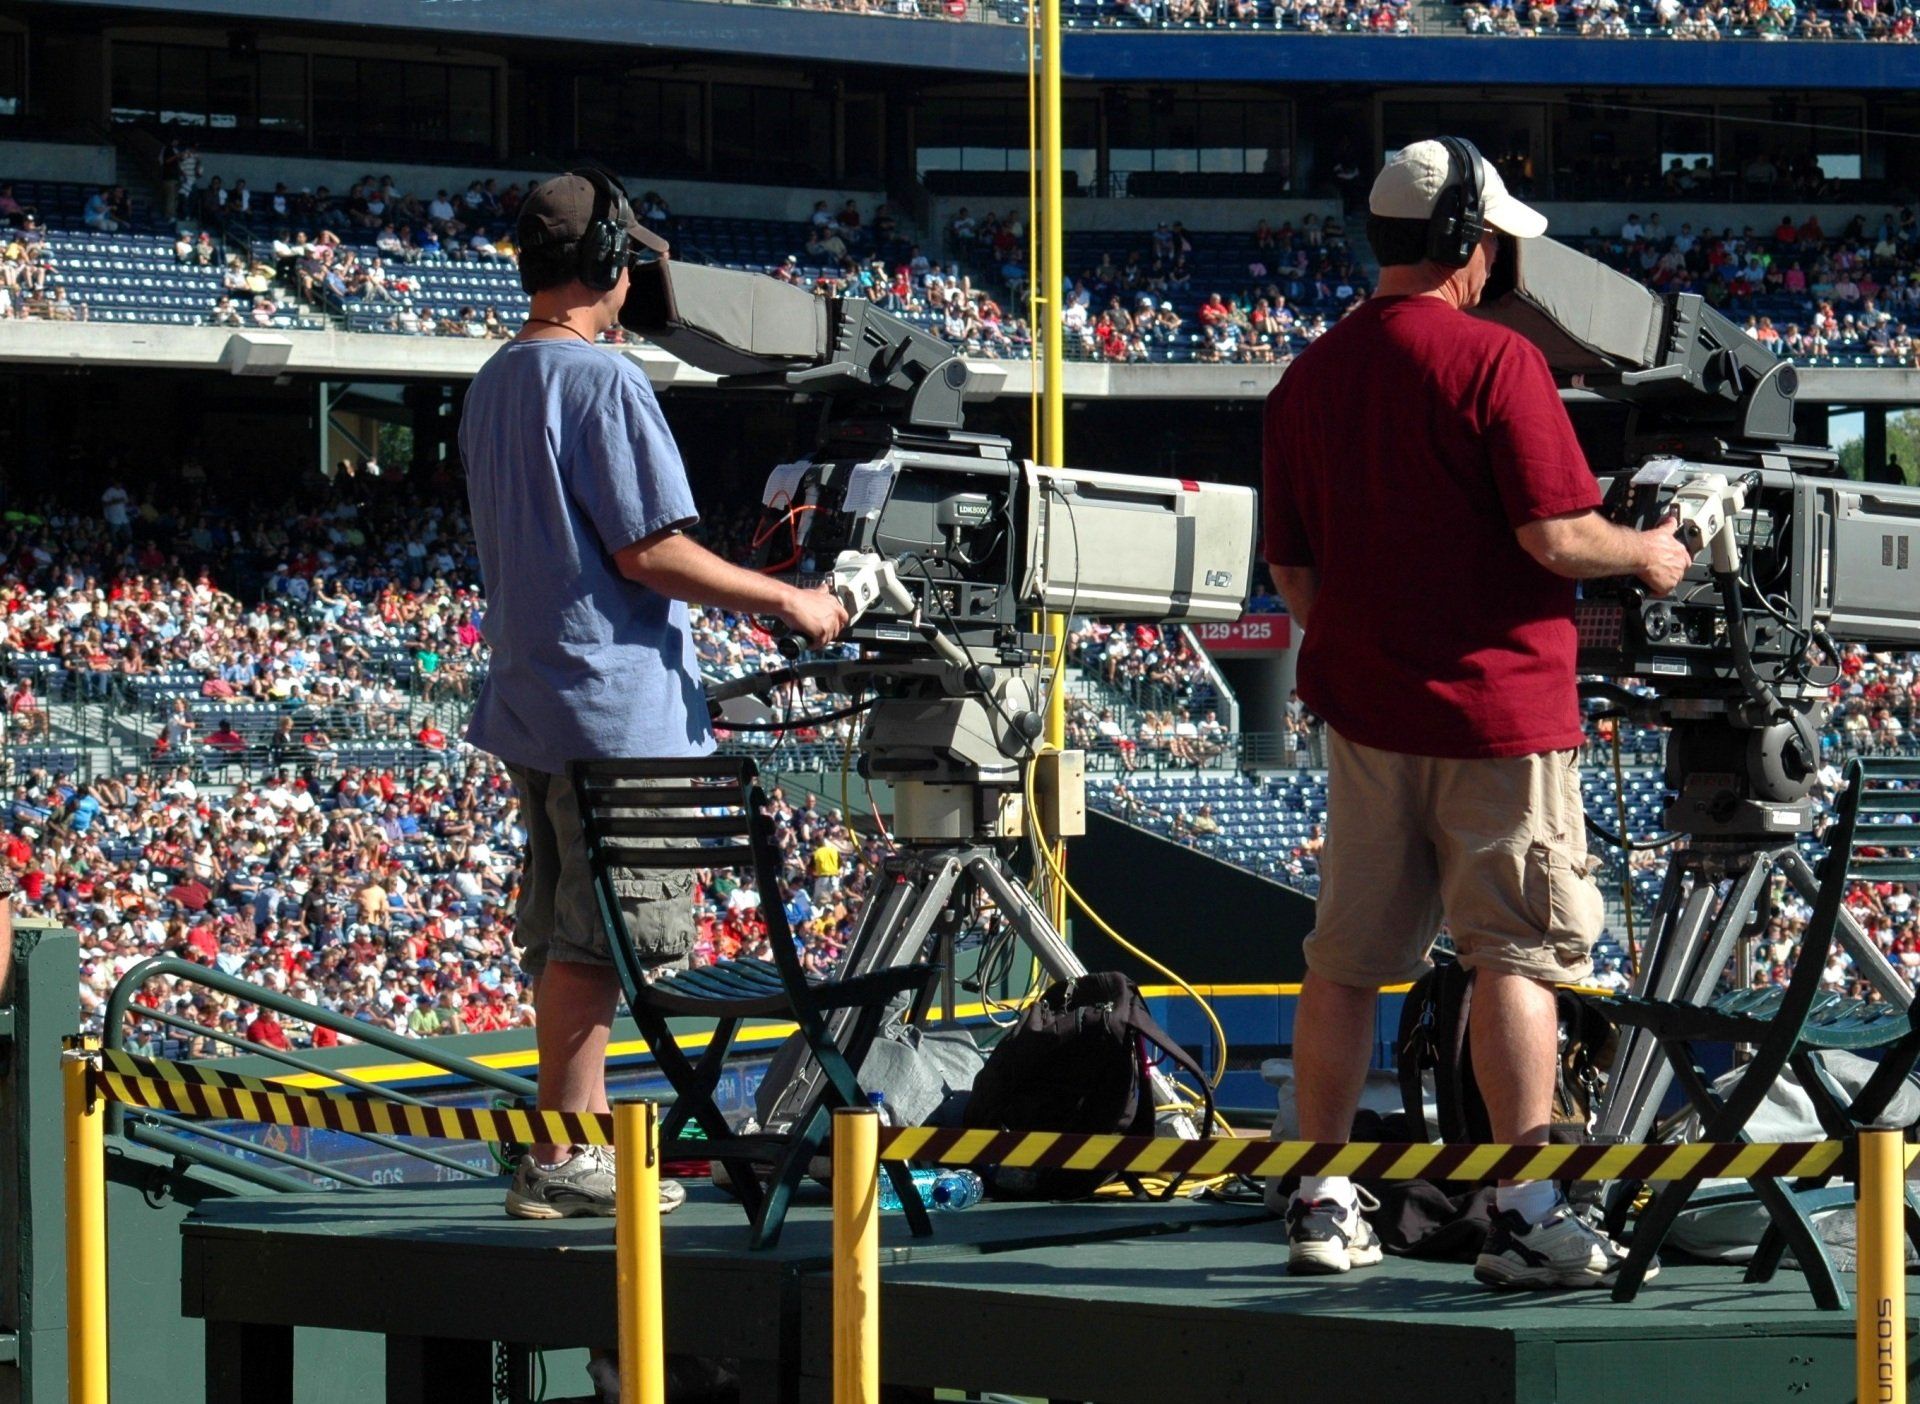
[1585,682,1827,843]
[707,654,1055,844]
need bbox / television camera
[623,259,1255,838]
[622,260,1257,1136]
[1475,231,1920,1144]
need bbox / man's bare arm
[1268,564,1320,630]
[1516,510,1693,596]
[613,528,847,646]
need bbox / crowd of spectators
[1023,214,1365,363]
[0,468,900,1055]
[695,0,1920,34]
[1458,0,1920,37]
[1574,205,1920,363]
[0,208,84,323]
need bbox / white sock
[1294,1174,1355,1207]
[1495,1180,1562,1223]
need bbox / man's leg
[1284,735,1439,1274]
[1291,971,1379,1145]
[530,958,623,1165]
[1467,969,1557,1149]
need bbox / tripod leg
[759,854,966,1136]
[1595,868,1718,1144]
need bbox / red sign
[1193,614,1292,655]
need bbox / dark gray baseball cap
[517,172,669,256]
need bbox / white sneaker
[1474,1204,1656,1290]
[1285,1188,1384,1275]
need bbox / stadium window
[575,76,701,174]
[358,59,408,145]
[844,93,883,185]
[710,84,833,183]
[448,66,493,151]
[0,31,22,119]
[407,64,450,144]
[310,54,358,144]
[110,41,160,125]
[157,44,211,128]
[208,51,258,131]
[257,53,306,136]
[1813,105,1862,184]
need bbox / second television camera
[1477,234,1920,838]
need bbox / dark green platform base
[180,1181,1916,1404]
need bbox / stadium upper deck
[21,0,1920,89]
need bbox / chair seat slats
[576,784,746,811]
[591,844,756,869]
[591,815,745,839]
[575,756,755,780]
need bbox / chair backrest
[1847,757,1920,886]
[570,755,797,994]
[1745,761,1874,1040]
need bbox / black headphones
[574,167,633,293]
[1426,136,1489,269]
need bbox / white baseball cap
[1369,140,1547,240]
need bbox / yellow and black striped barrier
[86,1048,1913,1185]
[61,1048,1913,1404]
[96,1047,614,1149]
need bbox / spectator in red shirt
[248,1010,292,1051]
[206,720,245,752]
[1262,138,1691,1288]
[416,721,447,751]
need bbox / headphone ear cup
[1428,185,1465,267]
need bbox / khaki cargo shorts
[507,764,696,981]
[1303,732,1604,988]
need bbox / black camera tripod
[1591,701,1913,1145]
[747,661,1203,1140]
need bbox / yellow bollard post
[833,1106,880,1404]
[64,1049,108,1404]
[614,1103,665,1404]
[1857,1128,1907,1404]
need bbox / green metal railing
[102,956,538,1191]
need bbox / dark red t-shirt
[1262,295,1601,759]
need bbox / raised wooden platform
[180,1180,1915,1404]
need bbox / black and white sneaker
[1474,1204,1655,1290]
[1286,1189,1384,1275]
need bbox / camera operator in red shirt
[1263,138,1691,1289]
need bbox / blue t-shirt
[459,340,715,775]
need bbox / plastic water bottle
[875,1166,943,1212]
[866,1090,892,1125]
[928,1168,984,1212]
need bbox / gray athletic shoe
[504,1146,688,1220]
[1474,1204,1655,1290]
[1286,1187,1385,1275]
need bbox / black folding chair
[1600,757,1920,1306]
[569,755,940,1248]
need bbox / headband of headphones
[1427,136,1489,269]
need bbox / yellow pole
[1039,0,1070,931]
[832,1107,880,1404]
[615,1102,665,1404]
[64,1049,107,1404]
[1859,1129,1908,1404]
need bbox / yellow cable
[1022,754,1231,1090]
